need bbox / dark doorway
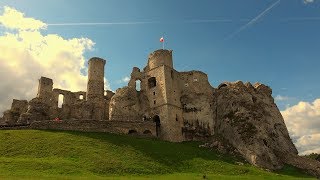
[128,130,137,134]
[153,115,161,137]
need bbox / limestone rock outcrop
[109,86,150,121]
[3,99,28,125]
[213,81,298,170]
[18,98,50,124]
[1,49,317,177]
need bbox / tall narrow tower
[37,76,53,105]
[146,49,183,142]
[86,57,106,101]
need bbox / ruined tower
[36,76,54,105]
[86,57,106,101]
[146,49,183,142]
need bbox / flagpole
[163,34,164,49]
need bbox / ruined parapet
[147,49,173,70]
[2,99,28,125]
[37,77,53,99]
[11,99,28,114]
[109,87,146,121]
[128,67,145,90]
[179,71,213,94]
[86,57,106,101]
[104,90,115,100]
[18,97,51,124]
[212,81,298,170]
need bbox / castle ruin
[1,49,320,176]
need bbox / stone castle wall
[30,120,156,137]
[1,49,310,175]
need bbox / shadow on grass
[39,129,313,178]
[41,130,236,165]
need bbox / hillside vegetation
[0,130,315,179]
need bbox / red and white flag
[160,37,164,42]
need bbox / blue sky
[1,0,320,111]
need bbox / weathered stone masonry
[1,49,319,177]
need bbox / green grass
[0,130,315,179]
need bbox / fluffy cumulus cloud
[117,76,130,84]
[303,0,315,4]
[0,6,109,114]
[281,99,320,155]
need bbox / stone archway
[153,115,161,137]
[128,129,137,134]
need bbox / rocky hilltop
[211,81,320,177]
[0,49,319,177]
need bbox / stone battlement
[0,49,307,175]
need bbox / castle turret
[146,49,183,142]
[86,57,106,101]
[148,49,173,70]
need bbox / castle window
[153,92,156,95]
[58,94,64,108]
[176,114,178,121]
[171,70,174,79]
[148,77,157,88]
[136,80,141,91]
[79,95,84,100]
[104,91,107,96]
[185,83,189,87]
[154,100,156,105]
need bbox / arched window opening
[79,95,84,100]
[148,77,157,88]
[58,94,64,108]
[176,114,178,121]
[128,130,137,134]
[153,115,161,137]
[143,130,152,135]
[104,91,107,96]
[218,83,228,89]
[136,80,141,91]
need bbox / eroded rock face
[2,99,28,125]
[109,87,150,121]
[18,98,50,124]
[213,81,298,170]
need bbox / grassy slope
[0,130,314,179]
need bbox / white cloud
[303,0,315,4]
[281,98,320,155]
[275,95,290,101]
[0,6,47,30]
[117,76,130,84]
[0,6,109,114]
